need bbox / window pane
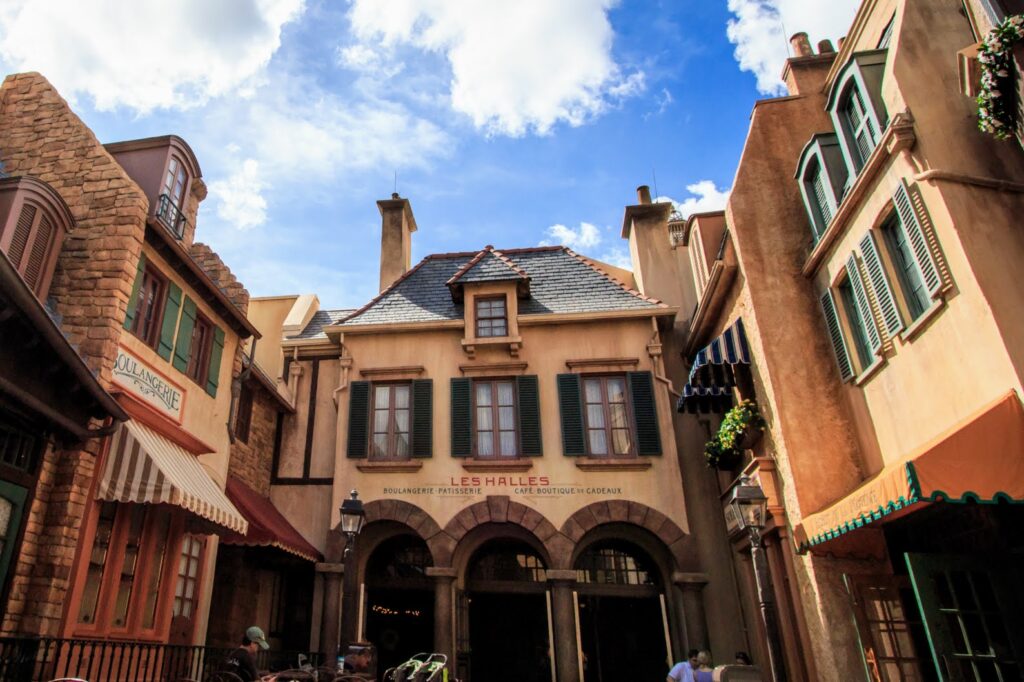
[607,379,626,403]
[395,433,409,457]
[372,434,388,457]
[477,432,494,457]
[491,322,507,337]
[78,502,117,624]
[142,512,172,629]
[609,403,628,429]
[478,300,492,315]
[492,298,506,314]
[497,382,514,406]
[498,406,515,430]
[394,385,410,409]
[373,410,389,434]
[476,383,492,406]
[112,506,147,627]
[395,409,409,433]
[374,385,390,409]
[612,429,632,456]
[500,431,516,456]
[584,379,602,403]
[476,407,493,430]
[587,405,606,429]
[588,430,608,455]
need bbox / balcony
[155,193,188,240]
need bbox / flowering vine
[977,14,1024,140]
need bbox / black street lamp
[726,475,786,682]
[339,489,366,557]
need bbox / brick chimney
[376,192,418,292]
[621,185,674,300]
[790,32,813,57]
[782,31,837,95]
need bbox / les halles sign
[112,346,185,421]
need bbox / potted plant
[718,399,766,452]
[704,438,740,470]
[976,14,1024,139]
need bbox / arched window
[0,176,72,301]
[826,50,889,178]
[157,156,189,238]
[575,541,661,588]
[796,134,847,243]
[468,540,546,583]
[840,84,880,170]
[366,535,433,585]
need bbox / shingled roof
[326,246,664,329]
[288,308,356,340]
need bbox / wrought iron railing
[0,637,321,681]
[155,193,188,240]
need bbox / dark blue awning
[677,319,752,414]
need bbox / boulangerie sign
[112,345,185,421]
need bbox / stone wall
[0,72,149,636]
[230,386,278,497]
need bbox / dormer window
[0,176,73,302]
[476,296,508,337]
[156,156,189,239]
[827,50,889,179]
[796,134,848,242]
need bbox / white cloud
[726,0,859,94]
[337,44,406,79]
[208,159,267,230]
[540,222,602,250]
[0,0,303,112]
[346,0,645,136]
[658,180,731,218]
[597,247,633,270]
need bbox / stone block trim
[441,497,571,568]
[357,499,445,564]
[188,242,250,315]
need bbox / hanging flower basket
[703,400,766,470]
[977,14,1024,140]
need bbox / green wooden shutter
[123,253,147,331]
[893,181,942,297]
[205,326,225,397]
[859,231,903,336]
[157,282,182,361]
[516,375,542,457]
[821,289,854,381]
[556,373,586,456]
[0,481,27,597]
[846,255,882,355]
[411,379,433,458]
[450,378,472,457]
[172,296,197,373]
[628,371,662,456]
[347,381,370,458]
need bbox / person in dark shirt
[225,625,271,681]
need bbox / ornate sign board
[112,346,185,422]
[384,476,624,500]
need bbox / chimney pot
[790,32,813,57]
[817,39,835,54]
[637,185,652,205]
[391,192,400,199]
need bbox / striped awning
[98,420,247,534]
[677,318,752,413]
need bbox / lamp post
[339,489,366,556]
[726,475,786,682]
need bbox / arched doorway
[459,539,553,682]
[363,534,435,677]
[575,540,670,682]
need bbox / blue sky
[0,0,858,309]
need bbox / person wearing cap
[225,625,273,681]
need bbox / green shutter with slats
[411,379,433,458]
[847,255,882,355]
[516,375,542,456]
[205,326,225,397]
[821,289,854,381]
[347,381,370,458]
[893,181,942,297]
[628,371,662,456]
[123,253,147,331]
[450,378,472,457]
[859,231,903,336]
[172,296,197,373]
[157,282,182,361]
[557,373,586,456]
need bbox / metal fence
[0,637,321,681]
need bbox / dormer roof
[446,245,531,301]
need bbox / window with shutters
[371,383,412,460]
[838,276,875,373]
[185,313,214,386]
[804,158,834,239]
[881,213,932,321]
[473,379,518,457]
[128,265,168,349]
[583,375,635,457]
[235,383,254,444]
[0,200,63,300]
[841,84,880,171]
[475,296,508,338]
[828,52,888,178]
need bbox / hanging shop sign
[112,345,185,422]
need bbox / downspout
[227,337,258,444]
[332,339,353,407]
[648,319,680,398]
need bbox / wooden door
[906,553,1024,681]
[169,534,206,645]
